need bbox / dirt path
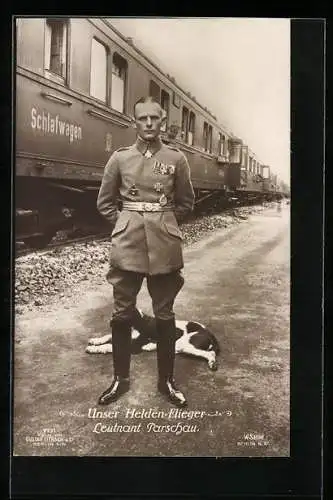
[13,205,290,457]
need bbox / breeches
[106,266,184,321]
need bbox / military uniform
[96,135,195,408]
[97,136,195,321]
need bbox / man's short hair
[133,96,163,117]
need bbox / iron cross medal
[154,182,163,193]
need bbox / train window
[181,107,195,145]
[44,19,68,79]
[204,123,212,153]
[203,122,208,151]
[241,149,245,167]
[111,53,127,113]
[241,147,248,168]
[218,133,225,156]
[224,137,229,156]
[188,112,195,146]
[173,92,181,108]
[160,90,170,132]
[90,38,108,103]
[149,80,160,101]
[181,107,189,142]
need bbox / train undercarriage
[16,177,107,249]
[16,177,286,250]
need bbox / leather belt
[122,201,174,212]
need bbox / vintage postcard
[13,17,291,458]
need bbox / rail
[16,232,111,258]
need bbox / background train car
[229,145,265,203]
[15,17,285,249]
[16,18,239,247]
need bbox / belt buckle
[144,202,154,211]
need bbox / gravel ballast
[14,205,270,313]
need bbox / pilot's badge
[159,194,168,206]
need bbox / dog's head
[186,321,206,334]
[185,321,221,354]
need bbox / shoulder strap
[166,144,180,152]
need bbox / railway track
[16,232,111,258]
[15,198,274,258]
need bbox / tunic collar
[135,136,163,157]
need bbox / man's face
[134,101,166,141]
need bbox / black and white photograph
[13,17,291,458]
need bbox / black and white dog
[86,309,220,371]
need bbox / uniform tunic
[97,137,195,276]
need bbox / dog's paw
[86,344,112,354]
[87,339,101,346]
[141,342,157,352]
[208,358,218,371]
[88,334,112,346]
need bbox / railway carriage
[15,17,285,248]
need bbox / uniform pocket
[111,211,130,237]
[163,213,183,240]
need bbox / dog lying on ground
[86,309,220,371]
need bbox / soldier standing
[96,96,195,408]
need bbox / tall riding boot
[156,318,187,408]
[130,308,149,353]
[98,317,131,405]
